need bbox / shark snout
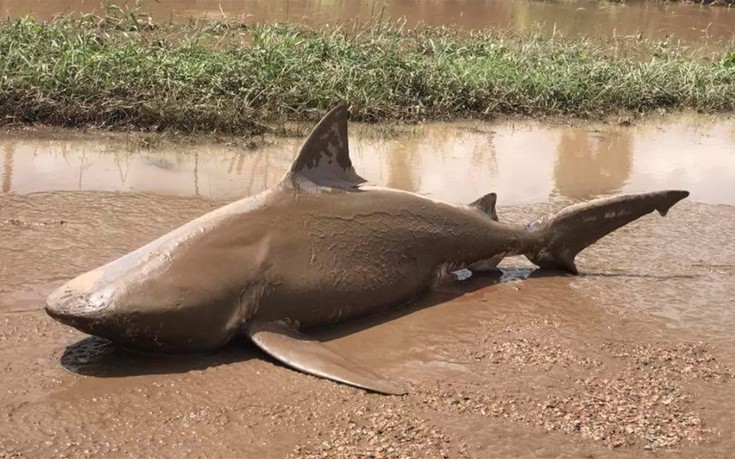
[45,297,96,332]
[45,278,114,335]
[45,263,244,353]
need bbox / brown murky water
[1,116,734,457]
[2,0,735,45]
[3,114,735,205]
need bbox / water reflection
[554,127,633,200]
[1,0,734,46]
[2,143,13,193]
[1,114,733,205]
[386,138,420,191]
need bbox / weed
[0,15,733,135]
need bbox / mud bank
[0,190,733,458]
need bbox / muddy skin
[43,105,689,394]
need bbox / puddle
[1,0,735,47]
[2,114,734,206]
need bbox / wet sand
[1,119,734,457]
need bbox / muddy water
[2,0,735,46]
[3,114,735,205]
[1,116,734,457]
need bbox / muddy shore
[1,187,733,458]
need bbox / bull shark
[45,106,689,395]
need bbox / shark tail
[523,190,690,274]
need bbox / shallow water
[2,0,735,46]
[1,116,734,457]
[3,114,734,205]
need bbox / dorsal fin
[469,192,498,221]
[285,105,366,191]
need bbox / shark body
[46,106,689,394]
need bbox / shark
[45,105,689,395]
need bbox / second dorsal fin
[469,192,498,221]
[285,105,366,191]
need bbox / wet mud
[1,117,734,457]
[2,0,735,47]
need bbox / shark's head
[45,268,116,337]
[45,253,245,354]
[45,104,362,355]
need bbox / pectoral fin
[246,320,406,395]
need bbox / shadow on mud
[59,271,513,377]
[59,266,697,378]
[60,335,257,378]
[311,265,701,341]
[312,269,510,342]
[579,272,702,280]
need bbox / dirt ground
[0,191,733,458]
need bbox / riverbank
[1,13,734,135]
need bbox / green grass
[1,13,734,135]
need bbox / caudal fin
[524,190,689,274]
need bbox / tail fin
[524,190,689,274]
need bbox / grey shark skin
[45,106,689,395]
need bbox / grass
[1,10,734,135]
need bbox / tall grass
[0,14,734,135]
